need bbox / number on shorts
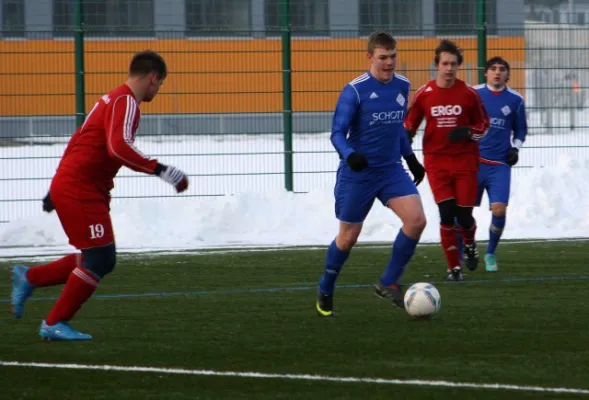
[89,224,105,239]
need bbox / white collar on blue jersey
[486,84,506,92]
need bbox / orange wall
[0,37,525,116]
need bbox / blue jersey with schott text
[474,84,528,165]
[330,72,412,168]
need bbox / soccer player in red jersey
[404,39,490,281]
[10,50,189,340]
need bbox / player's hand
[42,192,55,213]
[154,163,189,193]
[448,126,472,142]
[506,147,519,166]
[346,152,368,172]
[404,154,425,186]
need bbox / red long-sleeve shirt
[404,79,489,170]
[53,84,158,201]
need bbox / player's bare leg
[375,195,426,307]
[335,222,363,252]
[485,202,506,272]
[317,222,362,317]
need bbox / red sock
[440,224,461,270]
[460,221,477,246]
[45,267,99,326]
[26,254,82,287]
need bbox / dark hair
[485,56,510,72]
[367,30,397,54]
[129,50,167,80]
[434,39,463,66]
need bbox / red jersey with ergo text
[404,79,489,170]
[53,84,158,201]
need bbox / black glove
[346,152,368,172]
[406,130,414,145]
[404,154,425,186]
[42,192,55,213]
[448,126,472,143]
[506,147,519,166]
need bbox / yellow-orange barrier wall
[0,37,525,116]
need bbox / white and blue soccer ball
[403,282,441,318]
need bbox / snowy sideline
[1,151,588,258]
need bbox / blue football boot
[11,265,34,319]
[39,320,93,341]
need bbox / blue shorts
[476,163,511,207]
[334,163,419,224]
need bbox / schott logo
[490,117,506,127]
[370,110,404,125]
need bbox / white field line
[1,361,588,395]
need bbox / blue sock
[379,229,419,286]
[487,214,506,255]
[319,240,350,295]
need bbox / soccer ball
[403,282,441,318]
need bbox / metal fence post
[281,0,294,191]
[476,0,487,84]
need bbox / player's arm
[403,86,426,140]
[513,99,528,148]
[468,89,490,141]
[448,89,490,142]
[330,84,367,171]
[107,95,188,192]
[400,84,425,185]
[506,98,528,166]
[401,132,425,186]
[107,95,159,174]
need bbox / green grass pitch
[1,240,589,399]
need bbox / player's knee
[405,212,427,235]
[437,199,457,226]
[336,224,362,251]
[455,207,475,229]
[82,243,117,279]
[491,203,507,217]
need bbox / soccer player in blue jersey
[473,56,527,272]
[316,31,426,316]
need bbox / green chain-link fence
[0,0,587,224]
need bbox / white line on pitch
[1,361,588,395]
[1,237,588,263]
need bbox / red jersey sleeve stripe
[124,97,136,143]
[107,95,155,173]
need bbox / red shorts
[50,189,115,250]
[426,168,478,207]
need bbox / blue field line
[2,275,589,303]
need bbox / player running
[404,39,490,281]
[473,56,527,272]
[316,31,426,317]
[10,51,189,341]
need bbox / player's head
[128,50,167,102]
[366,30,397,83]
[434,39,463,85]
[485,56,510,89]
